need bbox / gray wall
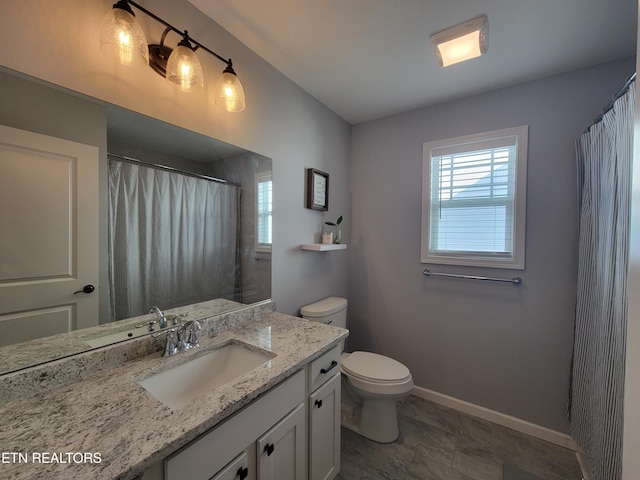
[348,57,636,432]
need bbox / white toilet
[300,297,414,443]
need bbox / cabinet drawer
[309,344,341,392]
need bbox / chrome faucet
[161,320,201,357]
[149,306,167,329]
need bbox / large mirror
[0,68,272,375]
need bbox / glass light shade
[165,46,204,93]
[214,72,246,112]
[100,7,149,67]
[430,15,488,67]
[436,31,482,67]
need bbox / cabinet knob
[237,466,249,480]
[315,399,323,408]
[264,443,275,456]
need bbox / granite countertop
[0,312,348,480]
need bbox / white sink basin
[138,342,274,409]
[82,327,150,348]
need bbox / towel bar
[423,269,522,285]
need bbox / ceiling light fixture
[430,16,488,67]
[100,0,245,111]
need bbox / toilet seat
[342,351,411,384]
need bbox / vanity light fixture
[100,0,245,111]
[430,15,488,67]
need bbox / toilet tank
[300,297,347,329]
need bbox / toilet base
[362,398,400,443]
[341,377,401,443]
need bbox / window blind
[429,143,516,257]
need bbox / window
[421,126,528,269]
[256,172,272,252]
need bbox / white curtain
[570,80,635,480]
[108,159,241,320]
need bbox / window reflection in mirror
[256,172,273,253]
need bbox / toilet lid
[342,351,411,383]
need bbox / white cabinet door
[257,403,306,480]
[211,451,251,480]
[309,373,341,480]
[0,124,99,345]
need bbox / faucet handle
[186,320,202,348]
[176,328,190,352]
[167,312,189,327]
[162,329,178,357]
[135,320,157,331]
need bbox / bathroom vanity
[0,303,347,480]
[157,344,342,480]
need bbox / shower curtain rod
[107,153,241,187]
[590,72,636,128]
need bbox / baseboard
[575,450,591,480]
[411,385,581,452]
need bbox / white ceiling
[187,0,637,124]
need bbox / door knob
[74,284,95,295]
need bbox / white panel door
[0,124,99,346]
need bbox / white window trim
[420,125,528,270]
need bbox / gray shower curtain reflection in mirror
[108,158,241,321]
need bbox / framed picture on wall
[306,168,329,211]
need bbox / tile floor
[335,395,583,480]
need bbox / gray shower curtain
[570,80,635,480]
[108,159,241,320]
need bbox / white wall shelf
[301,244,347,251]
